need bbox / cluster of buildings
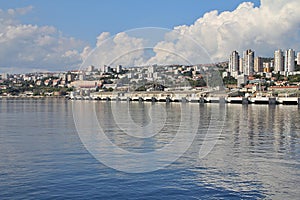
[0,71,78,96]
[0,72,76,87]
[0,63,217,97]
[1,47,300,98]
[70,64,216,92]
[227,49,300,79]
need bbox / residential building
[78,73,86,81]
[254,57,263,72]
[148,65,156,73]
[243,49,254,75]
[116,65,122,73]
[239,58,244,73]
[274,49,284,72]
[284,49,295,72]
[263,62,271,73]
[104,66,112,73]
[1,73,8,80]
[229,51,240,73]
[237,74,248,88]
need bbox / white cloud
[149,0,300,64]
[0,7,86,73]
[86,0,300,67]
[84,27,211,68]
[1,0,300,73]
[82,32,147,69]
[6,6,33,16]
[96,32,111,47]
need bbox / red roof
[269,86,299,89]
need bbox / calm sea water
[0,99,299,199]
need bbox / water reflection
[73,101,202,173]
[73,101,299,198]
[191,104,300,199]
[0,99,299,199]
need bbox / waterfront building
[284,49,295,72]
[229,51,240,73]
[274,49,284,72]
[243,49,254,75]
[297,52,300,65]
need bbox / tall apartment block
[284,49,295,72]
[274,49,284,72]
[229,51,240,73]
[243,49,254,75]
[254,57,263,72]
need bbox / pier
[69,91,300,105]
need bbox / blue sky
[1,0,299,73]
[0,0,260,45]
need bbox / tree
[223,76,237,85]
[135,85,146,91]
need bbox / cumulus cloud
[0,7,86,73]
[85,0,300,68]
[149,0,300,63]
[82,31,147,69]
[83,27,211,68]
[2,0,300,73]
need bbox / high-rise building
[239,58,243,73]
[243,49,254,75]
[116,65,122,73]
[274,49,284,72]
[284,49,295,72]
[229,51,240,73]
[297,52,300,65]
[254,57,263,72]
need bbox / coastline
[0,95,66,99]
[1,92,299,105]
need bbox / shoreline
[0,95,66,99]
[2,95,299,105]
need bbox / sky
[0,0,299,73]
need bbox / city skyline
[0,46,299,75]
[0,0,299,73]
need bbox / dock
[69,91,300,105]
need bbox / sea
[0,98,299,199]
